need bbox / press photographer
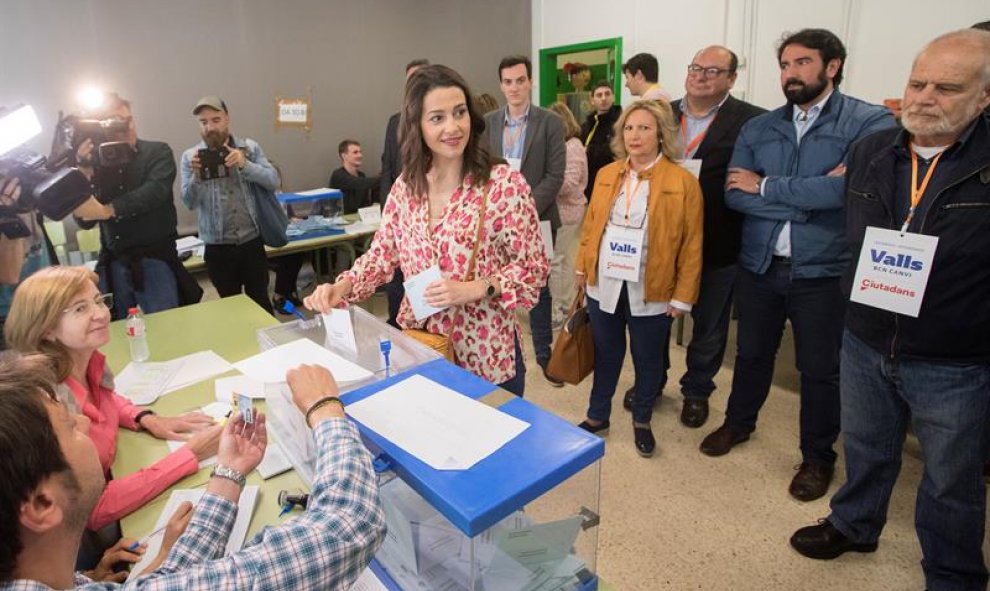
[70,92,201,318]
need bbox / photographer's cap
[192,96,227,115]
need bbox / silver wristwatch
[210,464,246,487]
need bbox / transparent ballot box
[258,308,604,590]
[277,188,345,241]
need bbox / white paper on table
[125,486,258,583]
[163,351,233,394]
[349,566,390,591]
[114,361,183,405]
[214,375,267,403]
[257,436,292,479]
[402,265,447,322]
[175,236,204,253]
[344,221,378,236]
[232,338,373,385]
[539,220,554,260]
[323,308,358,354]
[346,374,530,470]
[357,204,382,225]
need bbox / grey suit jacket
[485,104,566,230]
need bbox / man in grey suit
[485,54,566,388]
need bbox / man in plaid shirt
[0,355,385,590]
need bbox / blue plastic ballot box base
[368,558,600,591]
[339,358,605,537]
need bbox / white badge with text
[601,225,645,282]
[680,158,703,179]
[539,220,554,260]
[357,204,382,225]
[849,226,938,318]
[506,157,522,172]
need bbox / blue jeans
[100,258,179,320]
[586,285,673,424]
[496,334,526,398]
[829,330,989,591]
[679,264,737,400]
[531,226,556,367]
[725,262,844,464]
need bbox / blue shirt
[501,105,530,160]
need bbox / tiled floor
[205,272,989,590]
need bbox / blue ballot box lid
[340,359,605,537]
[277,188,343,203]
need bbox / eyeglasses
[687,64,732,78]
[63,293,114,317]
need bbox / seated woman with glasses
[575,100,703,457]
[3,266,222,567]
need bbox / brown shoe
[699,423,750,457]
[789,462,834,502]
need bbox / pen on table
[128,524,168,550]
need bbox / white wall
[532,0,988,110]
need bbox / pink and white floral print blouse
[339,164,549,384]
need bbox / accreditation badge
[601,225,644,282]
[506,157,522,172]
[849,226,938,318]
[680,158,702,179]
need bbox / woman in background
[575,100,703,457]
[547,102,588,326]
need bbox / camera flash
[77,87,105,111]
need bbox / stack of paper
[345,374,530,470]
[232,338,373,385]
[175,236,204,257]
[115,350,233,405]
[125,486,259,582]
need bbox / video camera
[0,105,91,238]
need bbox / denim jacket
[726,92,895,279]
[180,137,280,244]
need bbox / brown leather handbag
[546,288,595,385]
[402,187,489,363]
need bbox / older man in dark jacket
[792,29,990,591]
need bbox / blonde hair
[610,99,682,162]
[4,266,100,382]
[549,102,582,140]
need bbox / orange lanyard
[901,149,944,232]
[621,156,659,225]
[503,120,527,155]
[679,113,714,156]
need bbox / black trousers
[204,237,273,314]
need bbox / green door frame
[538,37,623,108]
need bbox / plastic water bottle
[125,307,150,362]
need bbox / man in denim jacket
[699,29,895,502]
[181,97,280,314]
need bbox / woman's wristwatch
[482,277,497,298]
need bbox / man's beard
[902,100,983,141]
[203,130,228,149]
[783,69,829,105]
[60,470,104,531]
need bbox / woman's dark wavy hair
[399,64,494,197]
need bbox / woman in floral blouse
[305,65,549,395]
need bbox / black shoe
[789,462,835,502]
[577,420,609,436]
[540,364,564,388]
[699,423,750,457]
[680,399,709,428]
[633,425,656,457]
[790,519,878,560]
[623,386,662,411]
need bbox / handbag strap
[463,186,489,281]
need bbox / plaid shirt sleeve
[123,418,386,591]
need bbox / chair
[76,226,101,263]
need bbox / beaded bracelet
[305,396,344,428]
